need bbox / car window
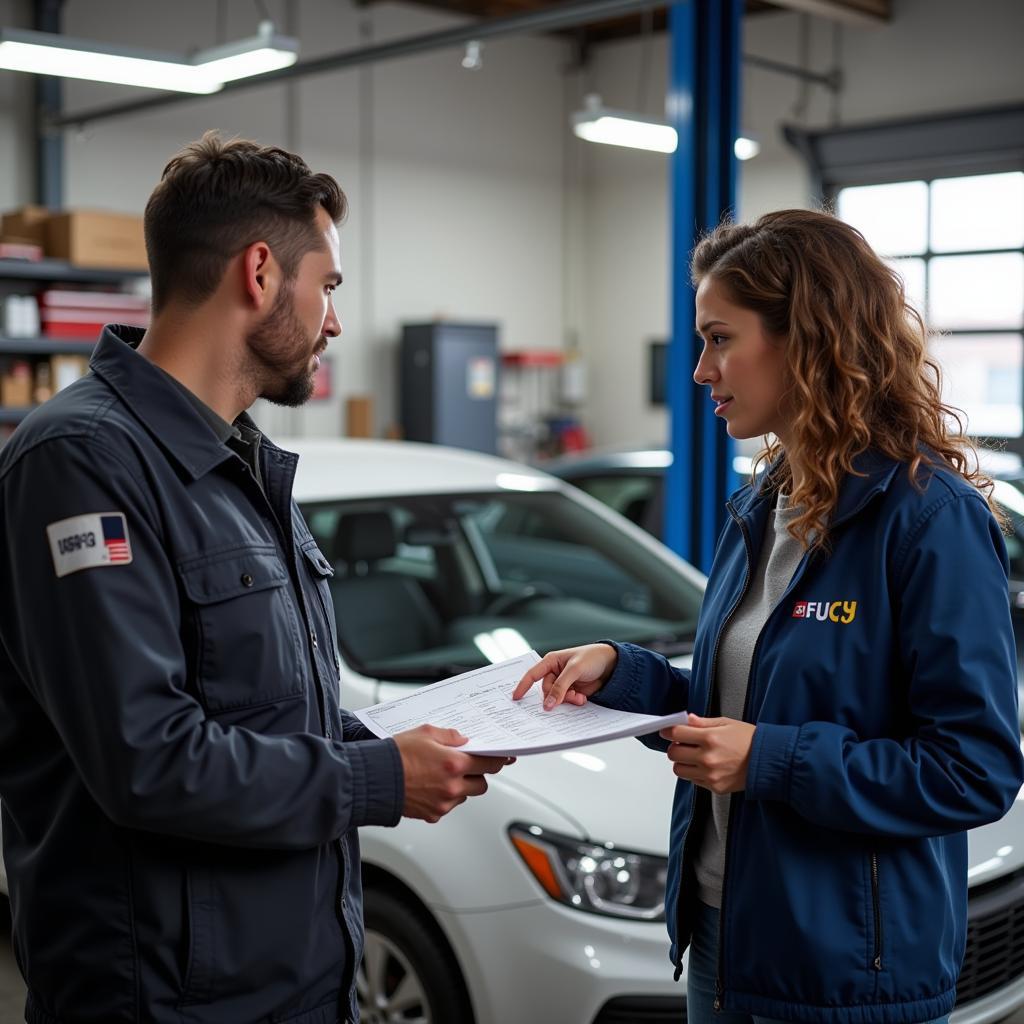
[300,490,703,681]
[569,474,659,529]
[306,503,439,582]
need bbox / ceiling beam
[763,0,889,25]
[50,0,672,129]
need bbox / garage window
[837,171,1024,439]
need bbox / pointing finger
[512,656,557,700]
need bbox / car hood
[506,738,1024,885]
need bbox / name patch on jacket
[47,512,133,577]
[792,599,857,623]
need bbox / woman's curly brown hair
[691,208,1004,552]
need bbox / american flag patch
[101,514,131,563]
[47,511,133,578]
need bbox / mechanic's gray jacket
[0,325,404,1024]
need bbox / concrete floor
[0,910,1019,1024]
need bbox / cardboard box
[46,211,148,271]
[1,206,50,247]
[346,396,374,438]
[0,359,33,407]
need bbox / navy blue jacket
[598,452,1024,1023]
[0,326,404,1024]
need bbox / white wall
[2,0,1022,448]
[579,0,1024,448]
[3,0,566,439]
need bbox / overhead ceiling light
[0,28,221,94]
[733,135,761,161]
[572,94,759,159]
[190,21,299,87]
[0,21,297,94]
[461,39,483,71]
[572,95,677,153]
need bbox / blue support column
[664,0,741,572]
[34,0,65,209]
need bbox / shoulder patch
[46,512,133,578]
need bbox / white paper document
[354,651,688,756]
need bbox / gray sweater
[694,492,806,908]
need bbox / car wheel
[357,887,473,1024]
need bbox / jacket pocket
[179,545,305,713]
[869,852,884,971]
[301,541,340,673]
[179,867,213,1007]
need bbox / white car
[3,438,1023,1024]
[285,439,1024,1024]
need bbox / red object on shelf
[38,289,149,311]
[40,322,113,339]
[42,311,148,329]
[501,350,564,367]
[559,424,591,452]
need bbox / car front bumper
[434,898,685,1024]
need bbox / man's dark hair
[144,131,347,314]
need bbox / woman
[513,209,1024,1024]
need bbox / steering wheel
[483,581,564,616]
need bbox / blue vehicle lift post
[664,0,742,572]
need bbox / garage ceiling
[364,0,890,47]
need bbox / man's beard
[246,284,320,408]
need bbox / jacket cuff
[592,641,642,711]
[346,738,404,828]
[747,722,799,803]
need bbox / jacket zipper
[710,499,815,1009]
[673,499,755,982]
[870,853,883,971]
[699,476,885,1005]
[711,502,755,1011]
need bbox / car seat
[329,510,444,663]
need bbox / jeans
[686,900,950,1024]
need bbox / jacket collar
[90,324,238,481]
[730,448,902,527]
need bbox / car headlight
[508,822,667,921]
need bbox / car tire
[358,886,474,1024]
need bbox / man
[0,132,509,1024]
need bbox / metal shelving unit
[0,261,147,434]
[0,258,147,285]
[0,337,96,355]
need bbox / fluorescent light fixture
[0,21,297,94]
[572,94,759,160]
[0,28,221,93]
[191,21,298,87]
[572,96,677,153]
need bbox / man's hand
[511,644,618,710]
[659,715,755,794]
[394,724,513,823]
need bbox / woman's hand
[511,644,618,710]
[660,715,756,794]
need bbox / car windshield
[300,489,703,682]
